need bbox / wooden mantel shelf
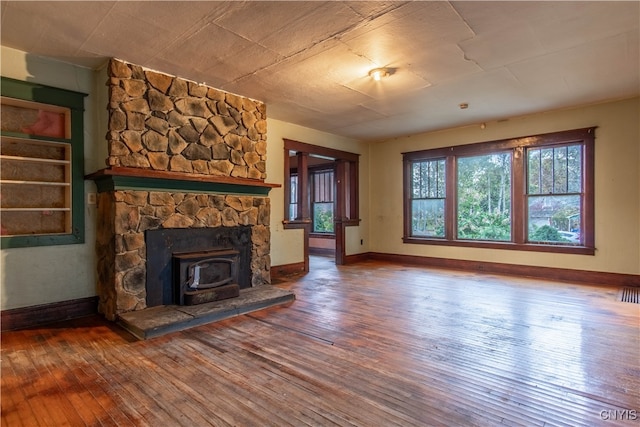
[86,167,281,196]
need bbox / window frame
[1,77,86,248]
[403,127,595,255]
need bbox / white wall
[1,46,104,310]
[369,97,640,275]
[265,119,370,266]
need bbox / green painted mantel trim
[86,167,280,196]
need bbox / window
[289,174,298,221]
[457,152,512,241]
[410,158,446,237]
[403,128,595,254]
[311,169,335,233]
[287,167,336,233]
[1,77,86,248]
[527,144,583,244]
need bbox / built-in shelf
[0,154,70,165]
[1,77,87,248]
[1,180,70,186]
[0,136,72,236]
[1,208,71,212]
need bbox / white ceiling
[1,1,638,142]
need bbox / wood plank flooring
[2,256,639,426]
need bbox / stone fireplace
[90,59,278,321]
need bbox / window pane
[412,199,445,237]
[290,175,298,200]
[554,146,568,193]
[412,159,445,198]
[289,203,298,221]
[313,202,334,232]
[528,195,581,244]
[289,175,298,220]
[567,145,582,193]
[457,153,511,241]
[528,144,582,195]
[313,170,334,202]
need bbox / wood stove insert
[145,226,252,307]
[173,248,240,305]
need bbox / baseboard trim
[344,252,370,264]
[271,262,306,279]
[367,252,640,287]
[1,296,99,331]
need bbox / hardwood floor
[2,256,639,426]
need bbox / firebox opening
[145,226,253,307]
[173,249,240,305]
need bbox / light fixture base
[369,67,391,81]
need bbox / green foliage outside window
[313,203,334,233]
[457,153,511,241]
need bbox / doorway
[282,139,360,271]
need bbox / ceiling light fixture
[369,67,390,81]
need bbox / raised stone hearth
[118,285,295,340]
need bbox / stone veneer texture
[106,58,268,180]
[96,191,271,320]
[96,59,274,320]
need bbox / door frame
[282,139,360,270]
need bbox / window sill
[403,237,595,255]
[310,233,335,238]
[283,219,311,230]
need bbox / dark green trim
[92,175,272,196]
[1,77,87,249]
[1,76,86,109]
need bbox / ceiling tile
[1,1,115,58]
[533,2,640,52]
[213,1,325,44]
[255,2,366,57]
[458,23,545,70]
[509,30,640,106]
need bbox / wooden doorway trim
[282,139,360,270]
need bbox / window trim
[403,127,595,255]
[1,77,87,248]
